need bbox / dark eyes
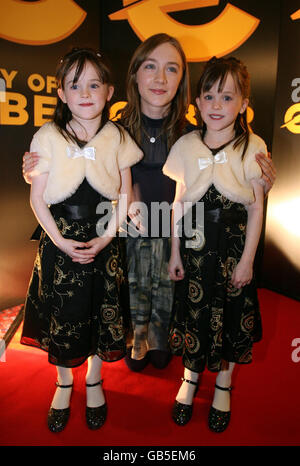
[203,94,233,101]
[70,83,99,90]
[143,63,178,73]
[167,66,178,73]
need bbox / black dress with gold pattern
[21,179,130,368]
[169,181,262,373]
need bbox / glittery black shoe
[208,384,232,433]
[172,377,199,426]
[47,382,73,433]
[86,380,107,430]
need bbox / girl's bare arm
[231,179,264,288]
[168,181,185,281]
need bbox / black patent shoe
[208,384,232,433]
[86,380,107,430]
[47,382,73,433]
[172,377,199,426]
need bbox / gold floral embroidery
[22,210,128,365]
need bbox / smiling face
[135,42,183,118]
[57,60,114,127]
[196,72,248,138]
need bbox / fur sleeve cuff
[29,132,51,176]
[163,138,184,184]
[244,137,267,181]
[117,128,144,170]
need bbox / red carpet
[0,304,23,348]
[0,288,299,447]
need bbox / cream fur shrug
[30,121,144,204]
[162,131,267,206]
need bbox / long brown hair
[196,56,251,157]
[119,33,190,149]
[53,47,115,144]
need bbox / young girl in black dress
[164,56,266,432]
[21,48,143,432]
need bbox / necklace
[202,130,236,150]
[142,126,164,143]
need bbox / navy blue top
[130,114,195,238]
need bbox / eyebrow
[204,89,235,94]
[66,77,102,85]
[144,58,180,67]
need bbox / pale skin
[128,41,184,227]
[168,73,265,412]
[135,42,184,118]
[30,61,132,410]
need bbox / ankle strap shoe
[47,382,73,433]
[208,384,232,433]
[86,379,107,429]
[172,377,199,426]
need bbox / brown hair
[119,33,190,149]
[53,47,116,144]
[196,56,251,157]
